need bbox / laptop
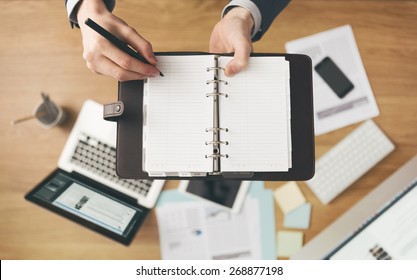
[25,100,165,245]
[292,154,417,259]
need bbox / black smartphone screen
[314,57,354,98]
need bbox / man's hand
[77,0,160,81]
[209,7,254,77]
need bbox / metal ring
[206,79,228,85]
[205,140,228,145]
[205,127,228,132]
[206,92,228,98]
[205,154,228,159]
[206,67,225,72]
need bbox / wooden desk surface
[1,0,416,259]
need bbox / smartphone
[178,180,250,213]
[314,56,354,98]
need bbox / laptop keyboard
[70,132,152,196]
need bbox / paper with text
[285,25,379,135]
[156,195,261,260]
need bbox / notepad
[143,55,291,175]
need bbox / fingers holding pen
[119,25,159,66]
[82,24,160,81]
[77,0,160,81]
[102,41,160,78]
[86,54,152,81]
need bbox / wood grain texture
[0,0,416,259]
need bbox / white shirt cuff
[66,0,83,23]
[221,0,262,39]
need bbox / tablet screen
[25,169,147,245]
[52,182,137,236]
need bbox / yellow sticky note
[277,230,304,258]
[274,181,306,214]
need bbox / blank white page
[143,55,214,173]
[218,56,290,172]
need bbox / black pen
[85,18,163,77]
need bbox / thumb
[224,43,252,77]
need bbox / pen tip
[160,72,164,77]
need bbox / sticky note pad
[274,181,306,214]
[276,230,304,258]
[284,203,312,229]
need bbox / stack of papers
[156,181,276,260]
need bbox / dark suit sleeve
[64,0,116,28]
[251,0,291,41]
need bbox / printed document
[156,195,261,260]
[286,25,379,135]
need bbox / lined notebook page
[218,56,290,172]
[143,55,214,173]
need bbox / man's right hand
[76,0,160,81]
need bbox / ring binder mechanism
[205,55,230,174]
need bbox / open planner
[143,55,291,176]
[104,52,315,181]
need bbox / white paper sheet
[144,55,214,172]
[285,25,379,135]
[156,195,261,260]
[218,57,291,171]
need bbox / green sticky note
[276,230,304,258]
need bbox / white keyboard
[307,120,395,204]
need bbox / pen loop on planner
[206,92,228,98]
[205,140,228,145]
[205,154,228,159]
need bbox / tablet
[178,180,249,213]
[25,169,148,245]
